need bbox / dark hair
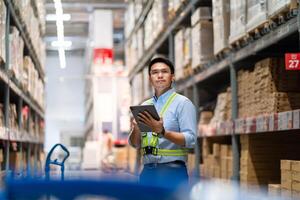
[148,57,175,75]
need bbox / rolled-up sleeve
[177,99,197,148]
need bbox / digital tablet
[130,105,160,132]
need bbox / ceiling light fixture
[46,13,71,21]
[54,0,67,69]
[51,41,72,48]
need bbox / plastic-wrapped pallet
[144,9,154,50]
[36,0,46,35]
[134,0,143,20]
[0,1,6,63]
[124,1,135,38]
[191,8,213,70]
[267,0,297,18]
[9,27,24,81]
[210,92,229,125]
[174,28,184,80]
[143,67,152,100]
[212,0,230,55]
[131,33,138,67]
[246,0,268,33]
[229,0,246,44]
[137,26,144,60]
[131,72,144,105]
[183,28,192,68]
[153,0,169,37]
[23,56,32,92]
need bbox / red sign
[285,53,300,70]
[93,48,113,65]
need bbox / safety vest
[141,92,189,157]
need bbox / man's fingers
[143,111,154,120]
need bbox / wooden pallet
[192,63,205,74]
[214,47,231,60]
[229,33,248,50]
[244,20,270,42]
[268,1,298,26]
[183,64,193,78]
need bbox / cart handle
[45,144,70,181]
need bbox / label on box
[235,119,245,133]
[256,115,268,132]
[269,114,278,131]
[294,110,300,129]
[285,53,300,70]
[278,111,293,130]
[246,118,256,133]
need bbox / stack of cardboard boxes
[254,58,300,115]
[229,0,246,44]
[246,0,268,33]
[237,57,300,118]
[280,160,300,199]
[240,134,300,193]
[174,27,193,79]
[238,69,256,118]
[191,7,214,70]
[0,1,6,63]
[212,0,230,55]
[202,139,233,180]
[210,88,232,125]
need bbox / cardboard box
[292,171,300,182]
[292,161,300,172]
[213,144,220,157]
[191,21,214,69]
[281,179,292,190]
[293,181,300,192]
[268,184,281,197]
[212,0,230,55]
[282,170,292,181]
[229,0,246,43]
[246,0,268,32]
[191,7,212,26]
[281,189,292,199]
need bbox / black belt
[144,160,186,168]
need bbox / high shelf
[0,0,45,178]
[126,0,300,193]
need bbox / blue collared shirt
[140,88,197,164]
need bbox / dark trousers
[139,161,188,189]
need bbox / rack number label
[285,53,300,70]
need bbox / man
[101,129,115,172]
[129,57,197,188]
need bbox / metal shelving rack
[0,0,45,177]
[128,0,300,182]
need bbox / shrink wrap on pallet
[191,21,214,69]
[246,0,268,32]
[229,0,246,44]
[267,0,297,18]
[212,0,230,55]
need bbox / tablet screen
[130,105,160,132]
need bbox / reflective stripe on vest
[141,92,189,157]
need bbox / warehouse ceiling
[45,0,126,53]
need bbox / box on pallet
[0,1,6,63]
[246,0,268,33]
[174,28,184,80]
[229,0,246,44]
[212,0,230,55]
[137,26,144,60]
[153,0,169,36]
[191,7,212,26]
[183,28,192,68]
[191,21,213,70]
[267,0,298,18]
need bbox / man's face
[149,62,174,90]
